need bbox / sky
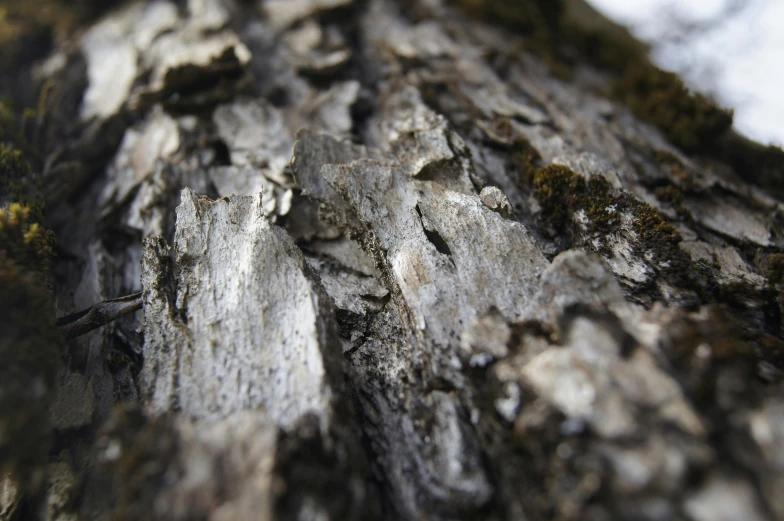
[587,0,784,146]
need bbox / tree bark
[3,1,783,520]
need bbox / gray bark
[4,1,784,521]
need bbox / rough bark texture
[2,1,784,521]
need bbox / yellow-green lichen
[0,202,55,275]
[0,98,60,485]
[0,99,49,215]
[0,100,55,276]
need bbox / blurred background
[0,0,779,146]
[588,0,784,145]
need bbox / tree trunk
[2,1,783,520]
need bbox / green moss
[654,150,695,188]
[758,335,784,377]
[457,0,733,156]
[0,143,58,485]
[530,164,714,297]
[452,0,570,80]
[532,165,586,232]
[632,202,680,251]
[454,0,563,35]
[451,0,783,207]
[653,150,681,165]
[532,166,633,239]
[455,0,742,174]
[767,254,784,287]
[0,253,63,482]
[514,138,544,188]
[722,138,784,201]
[582,174,619,235]
[654,184,691,218]
[0,99,49,212]
[560,5,735,156]
[653,184,683,207]
[0,144,30,201]
[531,165,619,238]
[0,100,43,163]
[618,194,722,301]
[612,65,733,154]
[717,280,771,308]
[517,130,707,300]
[559,0,648,74]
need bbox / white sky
[588,0,784,146]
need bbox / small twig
[57,292,143,339]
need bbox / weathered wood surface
[3,1,784,520]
